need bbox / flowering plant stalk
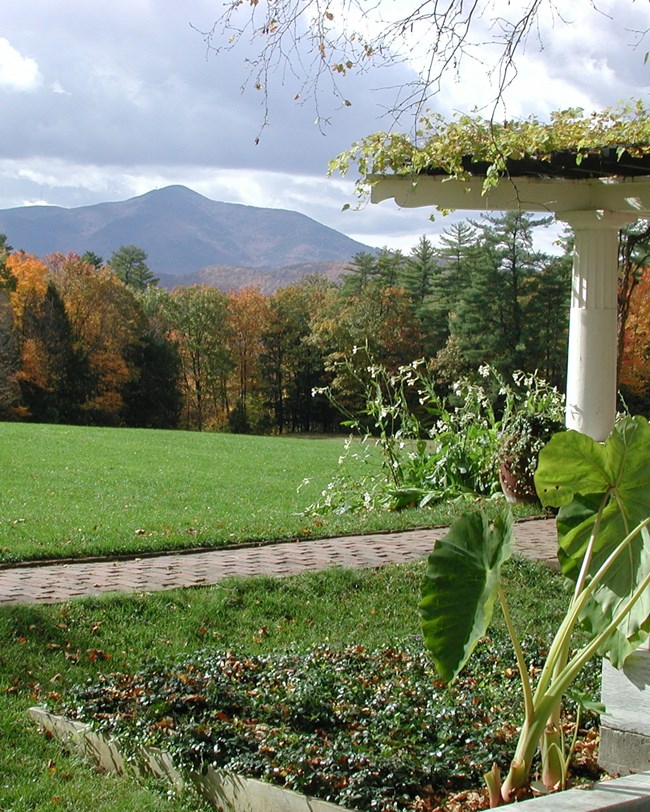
[308,351,564,513]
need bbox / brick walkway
[0,518,557,605]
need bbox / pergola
[370,155,650,442]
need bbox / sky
[1,0,649,255]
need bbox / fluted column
[558,211,636,441]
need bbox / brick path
[0,518,557,605]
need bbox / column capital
[557,209,639,231]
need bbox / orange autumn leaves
[619,265,650,399]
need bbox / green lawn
[0,422,529,564]
[0,557,597,812]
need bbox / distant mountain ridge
[0,185,376,291]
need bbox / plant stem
[502,517,650,801]
[572,490,610,600]
[541,490,609,790]
[498,585,534,723]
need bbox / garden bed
[28,707,650,812]
[33,642,603,811]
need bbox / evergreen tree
[19,282,92,423]
[110,245,158,290]
[419,222,477,357]
[0,290,20,417]
[340,251,377,296]
[81,251,104,270]
[450,213,551,374]
[525,252,572,389]
[0,234,14,292]
[375,248,405,288]
[400,235,438,305]
[121,331,182,428]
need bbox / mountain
[0,185,376,291]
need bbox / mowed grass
[0,422,508,564]
[0,557,588,812]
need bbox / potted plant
[497,410,564,503]
[469,366,565,504]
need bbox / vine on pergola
[329,101,650,200]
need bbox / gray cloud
[0,0,648,253]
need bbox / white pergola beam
[370,175,650,216]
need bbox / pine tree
[340,251,377,295]
[375,249,405,288]
[81,251,104,270]
[110,245,158,290]
[400,235,438,305]
[419,222,477,357]
[524,253,572,388]
[18,282,92,423]
[450,213,552,374]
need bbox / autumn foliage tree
[261,278,333,433]
[226,287,269,432]
[619,265,650,409]
[3,253,89,421]
[47,253,150,423]
[4,210,650,433]
[0,289,20,417]
[162,286,233,431]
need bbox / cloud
[0,38,42,91]
[0,0,648,256]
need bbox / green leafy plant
[330,101,650,201]
[420,415,650,805]
[308,355,564,512]
[494,367,565,502]
[52,637,599,811]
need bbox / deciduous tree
[618,220,650,380]
[201,1,641,128]
[619,265,650,407]
[227,287,269,432]
[165,286,233,431]
[0,290,21,417]
[5,252,48,329]
[261,278,332,433]
[17,281,92,423]
[48,253,148,424]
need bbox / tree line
[1,212,648,433]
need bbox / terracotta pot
[499,458,536,504]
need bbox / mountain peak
[0,186,375,290]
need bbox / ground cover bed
[49,640,601,811]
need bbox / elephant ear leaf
[420,509,514,683]
[534,430,609,508]
[535,415,650,667]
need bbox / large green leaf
[419,509,514,683]
[534,416,650,666]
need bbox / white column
[558,211,635,442]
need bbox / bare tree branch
[193,0,644,135]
